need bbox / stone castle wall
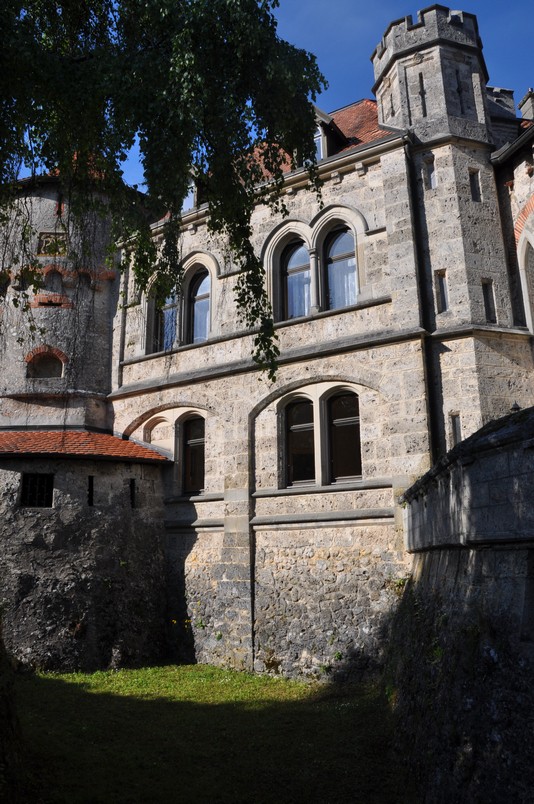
[0,457,167,671]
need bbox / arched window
[188,270,210,344]
[324,228,357,310]
[183,416,205,493]
[282,242,311,320]
[285,398,315,485]
[327,392,361,481]
[27,353,63,378]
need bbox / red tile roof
[0,431,168,462]
[331,99,387,148]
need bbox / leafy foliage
[2,0,325,374]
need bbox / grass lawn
[15,665,416,803]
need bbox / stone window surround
[143,407,208,496]
[277,382,363,489]
[144,256,216,355]
[263,205,369,317]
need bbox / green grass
[15,665,417,803]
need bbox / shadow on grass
[14,666,415,804]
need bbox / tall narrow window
[328,393,362,482]
[450,413,462,447]
[189,270,210,344]
[469,170,481,202]
[285,399,315,485]
[436,271,449,313]
[88,476,94,507]
[314,127,324,161]
[20,473,54,507]
[482,279,497,323]
[282,242,311,320]
[425,158,437,190]
[325,229,357,310]
[154,293,178,352]
[183,417,205,493]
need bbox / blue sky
[123,1,533,186]
[274,0,532,113]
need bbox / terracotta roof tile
[331,99,389,148]
[0,431,168,462]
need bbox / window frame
[284,396,316,486]
[323,227,358,312]
[279,386,363,489]
[186,268,211,345]
[280,240,311,321]
[175,414,206,496]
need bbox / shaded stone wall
[387,548,534,804]
[0,458,167,671]
[393,407,534,803]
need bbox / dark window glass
[325,229,357,310]
[282,242,310,320]
[44,270,63,294]
[88,475,94,506]
[328,393,362,481]
[436,271,448,313]
[27,354,63,378]
[189,271,210,344]
[20,473,54,507]
[183,417,205,493]
[286,399,315,485]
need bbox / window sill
[253,478,393,497]
[164,492,223,504]
[273,294,391,330]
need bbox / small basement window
[20,473,54,507]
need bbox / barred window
[20,473,54,507]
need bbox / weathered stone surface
[0,460,166,671]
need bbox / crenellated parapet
[372,5,491,142]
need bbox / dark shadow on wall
[165,531,198,664]
[362,556,534,804]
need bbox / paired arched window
[276,226,357,322]
[284,390,361,487]
[147,267,211,354]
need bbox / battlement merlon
[371,5,489,93]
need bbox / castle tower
[373,6,531,453]
[372,6,491,143]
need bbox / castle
[1,5,534,676]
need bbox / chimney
[519,89,534,120]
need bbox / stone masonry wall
[0,458,167,671]
[254,522,407,678]
[392,406,534,803]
